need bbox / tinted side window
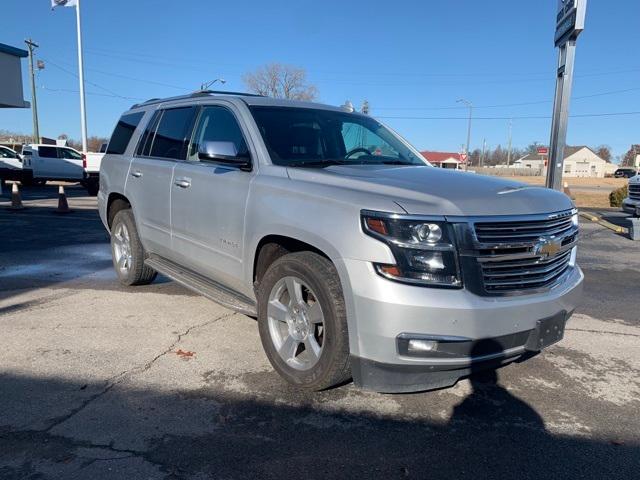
[137,111,162,157]
[149,107,196,160]
[107,111,145,155]
[39,146,58,158]
[60,148,82,160]
[188,106,249,160]
[0,148,17,158]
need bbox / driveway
[1,185,639,479]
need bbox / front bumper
[337,258,583,393]
[622,197,640,215]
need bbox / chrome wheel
[267,276,325,371]
[112,222,133,275]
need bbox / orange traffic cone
[56,185,70,214]
[10,183,24,210]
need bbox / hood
[630,175,640,184]
[286,165,574,217]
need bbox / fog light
[408,339,438,353]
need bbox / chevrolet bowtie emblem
[534,237,562,258]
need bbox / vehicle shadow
[0,357,636,478]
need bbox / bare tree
[621,145,640,167]
[594,144,612,163]
[243,63,318,101]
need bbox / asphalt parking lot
[1,184,639,480]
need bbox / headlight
[361,211,462,288]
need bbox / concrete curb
[578,211,628,235]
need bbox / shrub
[609,185,628,207]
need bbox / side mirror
[198,141,251,171]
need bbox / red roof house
[420,151,465,169]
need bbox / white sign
[51,0,77,8]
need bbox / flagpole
[75,0,88,153]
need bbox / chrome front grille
[470,210,578,294]
[474,214,574,243]
[629,183,640,201]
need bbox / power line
[42,58,136,100]
[40,85,144,101]
[374,87,640,111]
[377,111,640,121]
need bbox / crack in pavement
[42,311,237,435]
[566,327,640,338]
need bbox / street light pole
[457,99,472,170]
[507,119,513,167]
[25,39,40,143]
[200,78,226,91]
[75,0,88,153]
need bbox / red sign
[460,153,468,162]
[537,147,549,155]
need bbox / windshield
[250,106,427,168]
[0,147,17,159]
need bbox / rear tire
[257,251,351,391]
[110,209,157,286]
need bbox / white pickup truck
[21,144,104,195]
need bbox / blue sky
[1,0,639,160]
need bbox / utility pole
[506,119,513,167]
[481,138,487,168]
[457,99,472,171]
[25,39,40,144]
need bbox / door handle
[130,170,142,178]
[174,178,191,188]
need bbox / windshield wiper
[289,159,351,168]
[376,160,417,166]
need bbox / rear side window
[149,107,196,160]
[137,111,162,157]
[38,146,58,158]
[107,111,145,155]
[60,148,82,160]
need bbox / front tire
[110,209,156,286]
[257,251,351,391]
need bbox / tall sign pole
[546,0,587,190]
[75,0,88,153]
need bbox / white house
[510,146,616,178]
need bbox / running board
[145,255,257,316]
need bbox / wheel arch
[107,192,131,229]
[252,234,333,287]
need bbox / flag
[51,0,77,8]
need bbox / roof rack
[130,90,264,109]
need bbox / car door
[170,104,255,293]
[125,106,197,259]
[58,147,84,180]
[33,145,60,179]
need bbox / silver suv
[98,91,583,393]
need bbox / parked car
[614,168,638,178]
[622,174,640,216]
[0,145,24,186]
[98,91,583,393]
[21,144,101,195]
